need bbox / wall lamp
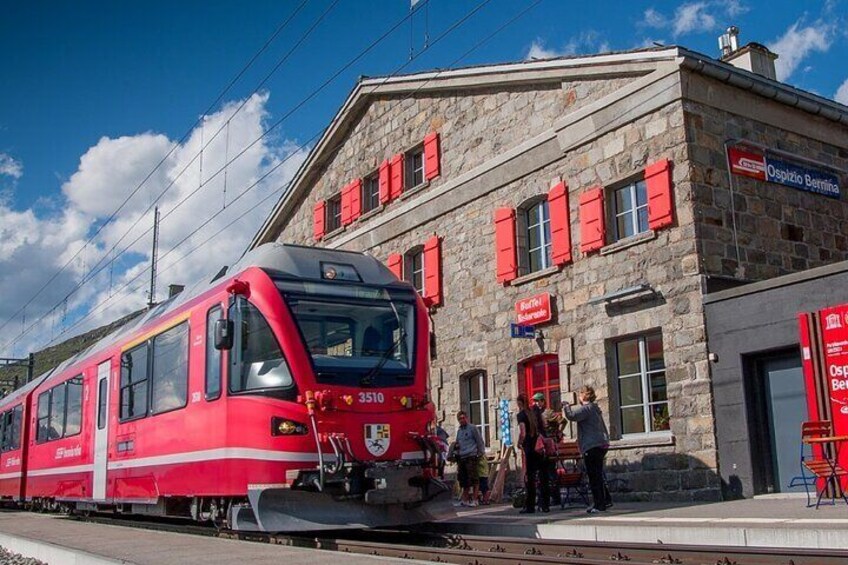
[587,283,654,305]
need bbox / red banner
[727,146,766,180]
[514,293,552,326]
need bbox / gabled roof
[249,45,848,250]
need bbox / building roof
[249,45,848,250]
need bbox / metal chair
[553,441,590,508]
[798,420,848,508]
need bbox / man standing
[454,410,485,507]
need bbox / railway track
[69,514,848,565]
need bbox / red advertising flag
[727,146,766,180]
[818,303,848,488]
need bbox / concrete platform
[430,494,848,550]
[0,512,427,565]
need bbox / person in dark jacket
[517,393,549,513]
[563,385,612,513]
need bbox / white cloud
[526,40,562,60]
[836,78,848,105]
[769,20,835,81]
[0,92,307,357]
[641,1,744,37]
[0,154,22,179]
[525,31,608,60]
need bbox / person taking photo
[563,385,612,513]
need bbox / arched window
[404,245,425,295]
[517,197,552,275]
[460,370,490,447]
[521,354,561,411]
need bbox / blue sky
[0,0,846,357]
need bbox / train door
[92,359,110,501]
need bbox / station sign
[514,292,553,326]
[727,146,841,199]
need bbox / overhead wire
[35,0,542,351]
[2,0,429,354]
[0,0,310,339]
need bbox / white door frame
[93,359,110,501]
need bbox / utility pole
[147,206,160,308]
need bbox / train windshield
[277,280,416,387]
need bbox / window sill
[600,230,656,256]
[357,206,384,222]
[511,265,560,286]
[609,432,674,451]
[323,226,345,241]
[399,181,430,200]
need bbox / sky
[0,0,846,358]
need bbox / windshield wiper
[360,328,405,387]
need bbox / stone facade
[255,48,848,501]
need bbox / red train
[0,243,449,531]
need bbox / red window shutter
[313,200,326,241]
[494,207,518,284]
[387,253,403,279]
[390,153,404,199]
[423,132,440,181]
[423,236,442,307]
[379,160,391,204]
[547,181,572,266]
[646,159,673,230]
[579,188,605,253]
[350,178,362,221]
[340,183,352,226]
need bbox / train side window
[206,306,223,400]
[36,392,50,443]
[64,377,83,437]
[97,378,108,429]
[11,406,22,450]
[120,343,149,421]
[0,410,8,451]
[229,298,293,394]
[151,321,189,415]
[49,384,66,440]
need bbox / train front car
[227,244,450,531]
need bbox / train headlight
[272,417,308,436]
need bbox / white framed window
[524,198,552,274]
[462,370,490,447]
[404,146,425,190]
[404,247,424,295]
[614,332,668,435]
[362,173,380,213]
[611,179,649,242]
[325,193,342,232]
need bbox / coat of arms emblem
[364,424,391,456]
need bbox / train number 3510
[358,392,385,403]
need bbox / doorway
[746,349,806,494]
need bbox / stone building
[250,41,848,501]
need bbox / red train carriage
[3,243,449,530]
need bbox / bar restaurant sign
[728,146,841,199]
[515,293,553,326]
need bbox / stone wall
[683,72,848,282]
[274,70,723,502]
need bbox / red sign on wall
[514,293,553,326]
[727,146,766,180]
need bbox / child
[477,454,490,505]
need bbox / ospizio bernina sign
[514,293,553,326]
[728,146,841,199]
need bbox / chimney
[168,284,185,298]
[718,26,778,81]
